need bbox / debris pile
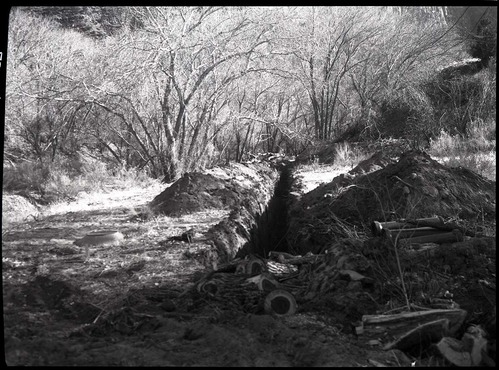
[436,324,494,366]
[288,150,495,254]
[181,227,495,364]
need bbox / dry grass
[428,127,496,181]
[3,155,160,207]
[333,141,372,168]
[295,142,372,193]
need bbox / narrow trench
[237,164,296,258]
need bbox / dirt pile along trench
[289,149,495,254]
[149,161,282,264]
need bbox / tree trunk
[162,144,179,183]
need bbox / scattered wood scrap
[246,273,280,292]
[393,229,464,246]
[371,217,444,236]
[372,216,470,245]
[268,251,322,266]
[357,309,467,351]
[188,226,494,364]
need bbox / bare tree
[280,7,381,140]
[5,9,100,164]
[113,6,274,181]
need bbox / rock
[435,325,490,366]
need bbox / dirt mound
[149,162,279,263]
[289,150,495,254]
[333,150,495,224]
[2,193,40,224]
[296,151,397,210]
[150,163,277,216]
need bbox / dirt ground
[2,153,496,366]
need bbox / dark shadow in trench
[236,163,295,259]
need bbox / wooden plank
[371,217,443,235]
[397,230,463,246]
[362,308,467,338]
[383,319,450,350]
[382,227,443,239]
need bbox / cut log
[405,217,475,237]
[372,221,413,235]
[403,217,445,229]
[264,289,297,316]
[396,229,463,246]
[371,217,442,236]
[360,309,467,342]
[382,227,443,239]
[246,257,267,276]
[246,273,280,292]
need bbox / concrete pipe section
[74,230,124,260]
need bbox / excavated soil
[290,150,495,253]
[150,162,277,216]
[2,153,496,366]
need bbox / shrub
[2,153,158,205]
[377,59,496,149]
[113,165,157,188]
[376,87,435,148]
[3,161,46,194]
[334,141,370,168]
[422,71,495,136]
